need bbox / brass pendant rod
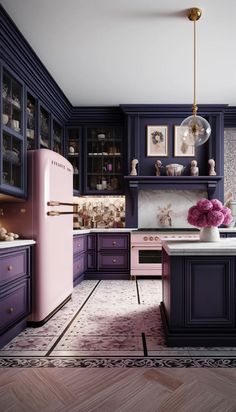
[193,19,197,115]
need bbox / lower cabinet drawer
[0,279,30,333]
[73,254,86,280]
[98,253,129,271]
[0,249,27,286]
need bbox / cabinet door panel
[0,250,27,285]
[0,279,30,333]
[73,254,86,280]
[73,236,86,255]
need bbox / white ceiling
[1,0,236,106]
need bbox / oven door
[131,245,162,277]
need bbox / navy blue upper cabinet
[52,118,64,156]
[84,125,123,195]
[1,67,26,198]
[66,127,82,195]
[26,91,37,150]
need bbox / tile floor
[1,279,236,367]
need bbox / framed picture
[174,126,195,157]
[147,125,168,157]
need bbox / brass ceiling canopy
[188,7,202,21]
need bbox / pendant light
[181,7,211,147]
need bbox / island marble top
[162,238,236,256]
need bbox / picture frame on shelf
[147,125,168,157]
[174,126,195,157]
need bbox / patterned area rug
[1,280,236,368]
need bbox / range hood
[124,175,223,216]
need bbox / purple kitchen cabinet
[73,234,87,285]
[85,232,130,279]
[98,252,129,271]
[98,233,129,250]
[0,245,32,349]
[161,249,236,347]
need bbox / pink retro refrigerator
[1,149,74,324]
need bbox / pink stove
[130,230,199,278]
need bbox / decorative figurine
[208,158,216,176]
[190,159,199,176]
[155,160,162,176]
[130,158,138,176]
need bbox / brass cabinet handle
[112,241,117,246]
[77,243,80,248]
[8,307,14,314]
[7,265,13,271]
[112,258,117,263]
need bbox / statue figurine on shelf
[130,158,139,176]
[190,159,199,176]
[208,158,216,176]
[155,160,162,176]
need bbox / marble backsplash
[73,196,125,229]
[138,189,207,229]
[224,128,236,199]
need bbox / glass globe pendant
[181,8,211,147]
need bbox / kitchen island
[160,238,236,347]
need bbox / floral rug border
[0,357,236,368]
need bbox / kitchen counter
[0,239,36,249]
[73,228,136,235]
[162,237,236,256]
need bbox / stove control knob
[149,236,153,241]
[154,236,159,241]
[144,236,148,241]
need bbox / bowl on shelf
[165,164,185,176]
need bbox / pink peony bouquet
[187,198,233,228]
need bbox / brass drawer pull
[7,265,13,271]
[112,258,117,263]
[112,241,117,246]
[8,307,14,314]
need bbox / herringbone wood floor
[0,368,236,411]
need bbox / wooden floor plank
[1,368,236,412]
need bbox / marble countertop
[73,228,136,234]
[162,238,236,256]
[0,239,36,249]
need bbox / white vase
[199,226,220,242]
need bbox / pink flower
[211,199,223,211]
[187,198,233,228]
[221,207,233,225]
[207,210,224,227]
[196,198,213,212]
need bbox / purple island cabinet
[160,238,236,347]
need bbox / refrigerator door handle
[47,211,75,216]
[47,201,75,207]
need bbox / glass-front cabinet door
[66,127,81,194]
[39,105,50,149]
[53,119,63,155]
[2,132,23,191]
[2,69,22,134]
[26,92,36,150]
[85,126,123,194]
[1,68,25,196]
